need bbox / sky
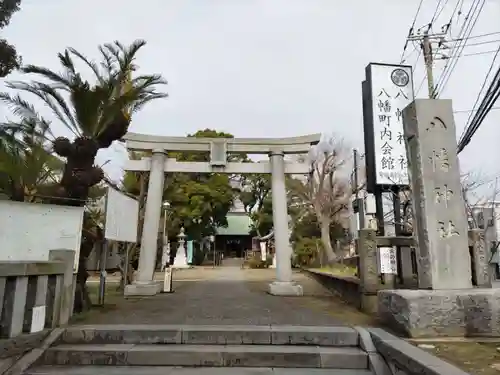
[1,0,500,192]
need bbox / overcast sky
[1,0,499,190]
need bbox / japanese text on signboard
[370,65,414,186]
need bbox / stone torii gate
[122,132,320,297]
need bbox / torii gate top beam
[123,132,321,154]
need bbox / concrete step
[26,366,374,375]
[41,344,369,369]
[59,325,359,347]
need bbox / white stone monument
[123,133,321,296]
[173,227,189,269]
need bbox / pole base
[268,281,303,296]
[124,281,162,297]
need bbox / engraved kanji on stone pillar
[468,229,492,288]
[403,99,472,289]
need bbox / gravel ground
[80,267,349,326]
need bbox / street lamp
[162,201,171,242]
[161,202,171,270]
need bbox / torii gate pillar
[125,149,166,296]
[268,150,302,296]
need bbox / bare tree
[288,137,351,262]
[380,170,500,235]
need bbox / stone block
[182,325,271,345]
[222,345,320,368]
[0,276,28,338]
[361,293,378,315]
[378,288,500,337]
[403,99,472,290]
[41,344,368,369]
[60,325,183,345]
[469,229,492,288]
[124,281,162,297]
[318,347,368,369]
[48,250,76,326]
[358,229,379,294]
[368,328,470,374]
[127,345,223,367]
[267,281,303,296]
[270,326,358,347]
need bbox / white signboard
[368,64,414,185]
[30,305,46,333]
[379,247,398,274]
[0,201,84,272]
[104,187,139,242]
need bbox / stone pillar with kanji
[377,99,500,339]
[403,99,472,290]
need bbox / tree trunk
[73,231,95,312]
[320,218,337,263]
[117,243,136,291]
[52,137,105,313]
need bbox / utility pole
[408,29,447,98]
[422,32,435,99]
[352,149,365,229]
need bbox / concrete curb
[354,327,392,375]
[367,328,471,375]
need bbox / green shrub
[247,254,270,269]
[292,237,321,267]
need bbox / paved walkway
[81,267,369,326]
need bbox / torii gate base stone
[121,133,321,297]
[377,99,500,338]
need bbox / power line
[454,106,500,113]
[434,0,486,97]
[400,0,425,63]
[458,31,500,40]
[432,0,450,26]
[462,43,500,137]
[411,0,466,97]
[432,0,482,94]
[457,54,500,153]
[461,39,500,48]
[436,0,476,90]
[462,49,499,57]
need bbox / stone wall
[305,270,361,309]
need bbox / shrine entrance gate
[122,132,320,297]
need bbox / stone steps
[57,325,359,346]
[41,344,368,369]
[27,366,374,375]
[26,325,372,373]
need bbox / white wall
[0,201,84,271]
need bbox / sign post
[378,247,398,274]
[102,187,140,302]
[163,264,173,293]
[362,63,414,284]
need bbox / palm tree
[0,39,167,206]
[0,127,63,201]
[0,40,167,312]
